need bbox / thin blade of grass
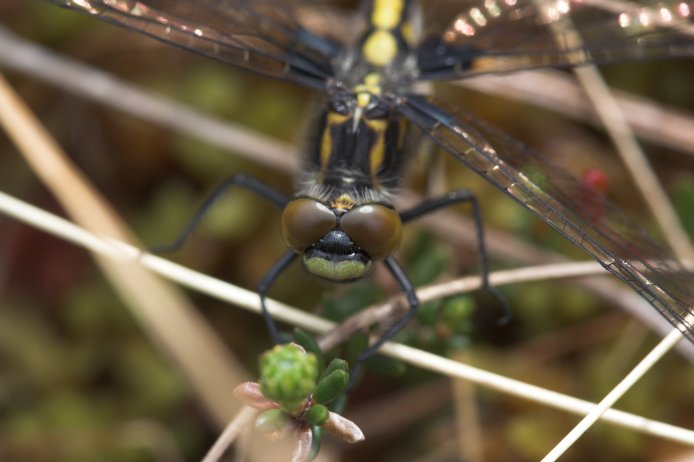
[0,73,248,429]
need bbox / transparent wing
[398,94,694,341]
[47,0,354,89]
[415,0,694,80]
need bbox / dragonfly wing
[47,0,353,89]
[415,0,694,80]
[399,93,694,341]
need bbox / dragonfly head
[280,197,402,282]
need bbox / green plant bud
[259,344,318,412]
[314,370,349,404]
[442,296,475,328]
[416,300,441,325]
[305,404,330,426]
[255,409,290,434]
[318,358,349,382]
[292,328,324,372]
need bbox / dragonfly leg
[356,256,419,363]
[400,189,510,323]
[257,250,298,345]
[149,174,289,254]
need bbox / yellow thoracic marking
[372,0,404,29]
[365,118,388,178]
[357,92,372,108]
[320,112,350,170]
[363,29,398,67]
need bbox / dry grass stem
[540,328,685,462]
[452,352,485,462]
[0,192,691,443]
[574,65,694,260]
[457,70,694,156]
[0,73,248,428]
[0,27,298,174]
[537,11,692,458]
[202,406,259,462]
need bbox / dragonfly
[46,0,694,360]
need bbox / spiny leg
[150,174,289,254]
[257,250,298,345]
[356,256,419,363]
[400,189,510,322]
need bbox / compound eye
[341,204,402,260]
[281,198,337,251]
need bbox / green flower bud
[442,295,475,330]
[259,344,318,413]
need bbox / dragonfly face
[281,197,403,281]
[44,0,694,346]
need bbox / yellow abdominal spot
[363,30,398,67]
[372,0,404,29]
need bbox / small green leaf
[314,370,349,404]
[318,358,349,382]
[308,425,324,462]
[416,300,440,326]
[306,404,330,426]
[441,295,475,330]
[345,333,368,365]
[328,393,348,414]
[364,355,406,377]
[292,328,324,372]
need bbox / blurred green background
[1,1,694,461]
